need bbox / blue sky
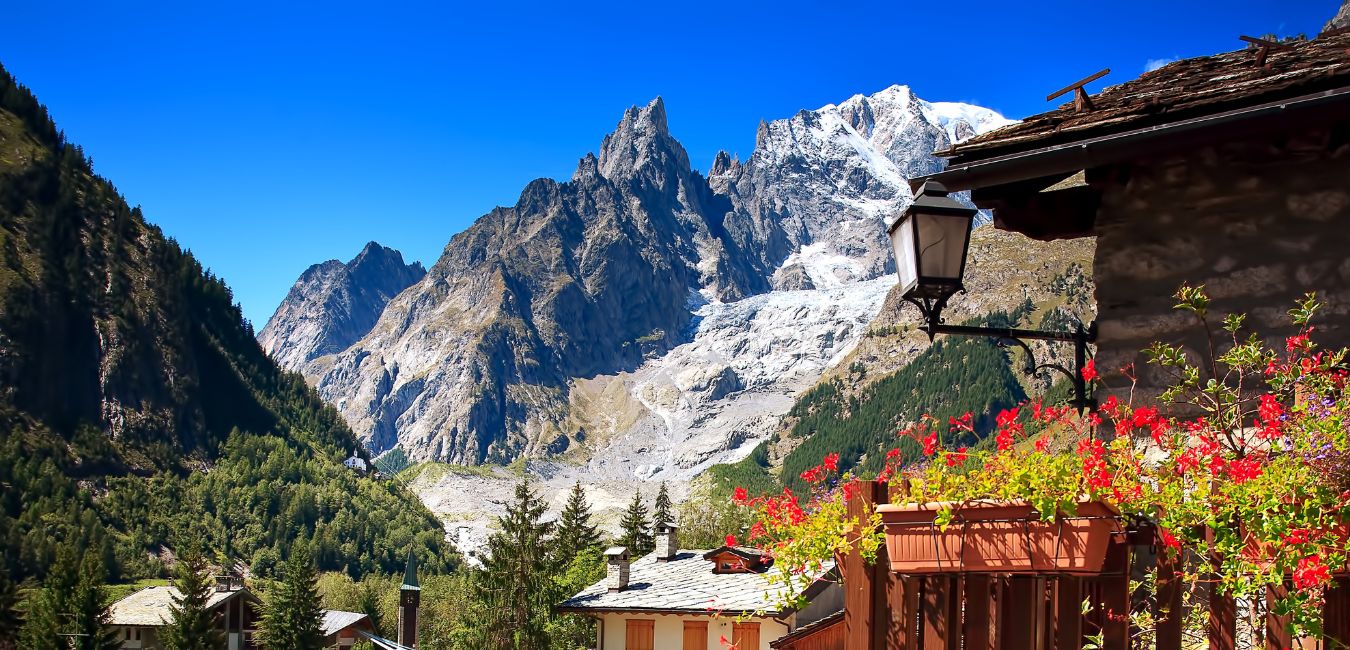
[1,1,1336,326]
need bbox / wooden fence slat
[1265,583,1293,650]
[921,577,958,650]
[1099,540,1130,650]
[1055,577,1082,650]
[963,575,993,650]
[1325,577,1350,649]
[844,481,888,650]
[1206,528,1237,650]
[1154,549,1183,650]
[1000,577,1038,650]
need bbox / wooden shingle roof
[940,33,1350,163]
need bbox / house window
[732,621,760,650]
[682,620,708,650]
[625,619,654,650]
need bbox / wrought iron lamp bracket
[906,289,1099,414]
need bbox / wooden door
[683,620,708,650]
[625,619,654,650]
[732,621,760,650]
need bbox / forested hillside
[0,63,457,585]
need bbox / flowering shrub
[735,286,1350,637]
[732,453,880,611]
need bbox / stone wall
[1091,126,1350,404]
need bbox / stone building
[107,576,259,649]
[918,31,1350,402]
[559,525,842,650]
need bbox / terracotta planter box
[876,500,1121,575]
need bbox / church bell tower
[398,551,420,648]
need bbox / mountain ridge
[262,86,1015,472]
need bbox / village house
[558,524,842,650]
[828,28,1350,650]
[108,575,260,650]
[106,571,402,650]
[915,30,1350,405]
[343,450,369,473]
[320,610,375,648]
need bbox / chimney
[605,547,631,592]
[655,523,679,561]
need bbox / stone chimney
[655,523,679,561]
[605,547,631,592]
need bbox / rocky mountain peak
[598,97,690,181]
[1329,0,1350,31]
[259,242,426,370]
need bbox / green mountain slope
[0,63,457,583]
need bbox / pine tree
[472,477,553,649]
[357,581,383,636]
[553,481,600,559]
[68,551,120,650]
[160,554,223,650]
[0,564,21,650]
[653,482,673,529]
[20,545,78,650]
[260,544,324,650]
[619,490,653,556]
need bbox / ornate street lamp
[889,180,1098,413]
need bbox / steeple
[402,550,419,590]
[398,550,420,647]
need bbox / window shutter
[625,619,654,650]
[683,620,708,650]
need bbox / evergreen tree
[68,551,119,650]
[161,554,223,650]
[471,477,553,649]
[260,544,324,650]
[652,482,673,529]
[357,581,383,636]
[19,545,79,650]
[553,482,600,559]
[618,490,653,556]
[0,564,21,649]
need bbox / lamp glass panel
[890,215,918,294]
[915,213,971,282]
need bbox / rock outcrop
[259,242,425,369]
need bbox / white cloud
[1144,57,1179,73]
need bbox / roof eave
[911,86,1350,195]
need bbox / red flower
[1034,438,1049,453]
[822,452,840,473]
[995,429,1014,452]
[1294,555,1331,590]
[922,431,938,457]
[1283,528,1312,546]
[1081,360,1098,382]
[1159,528,1181,551]
[886,447,901,460]
[734,487,749,505]
[748,521,766,541]
[1101,395,1119,415]
[1226,458,1262,484]
[725,534,738,547]
[945,447,968,467]
[1286,333,1310,352]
